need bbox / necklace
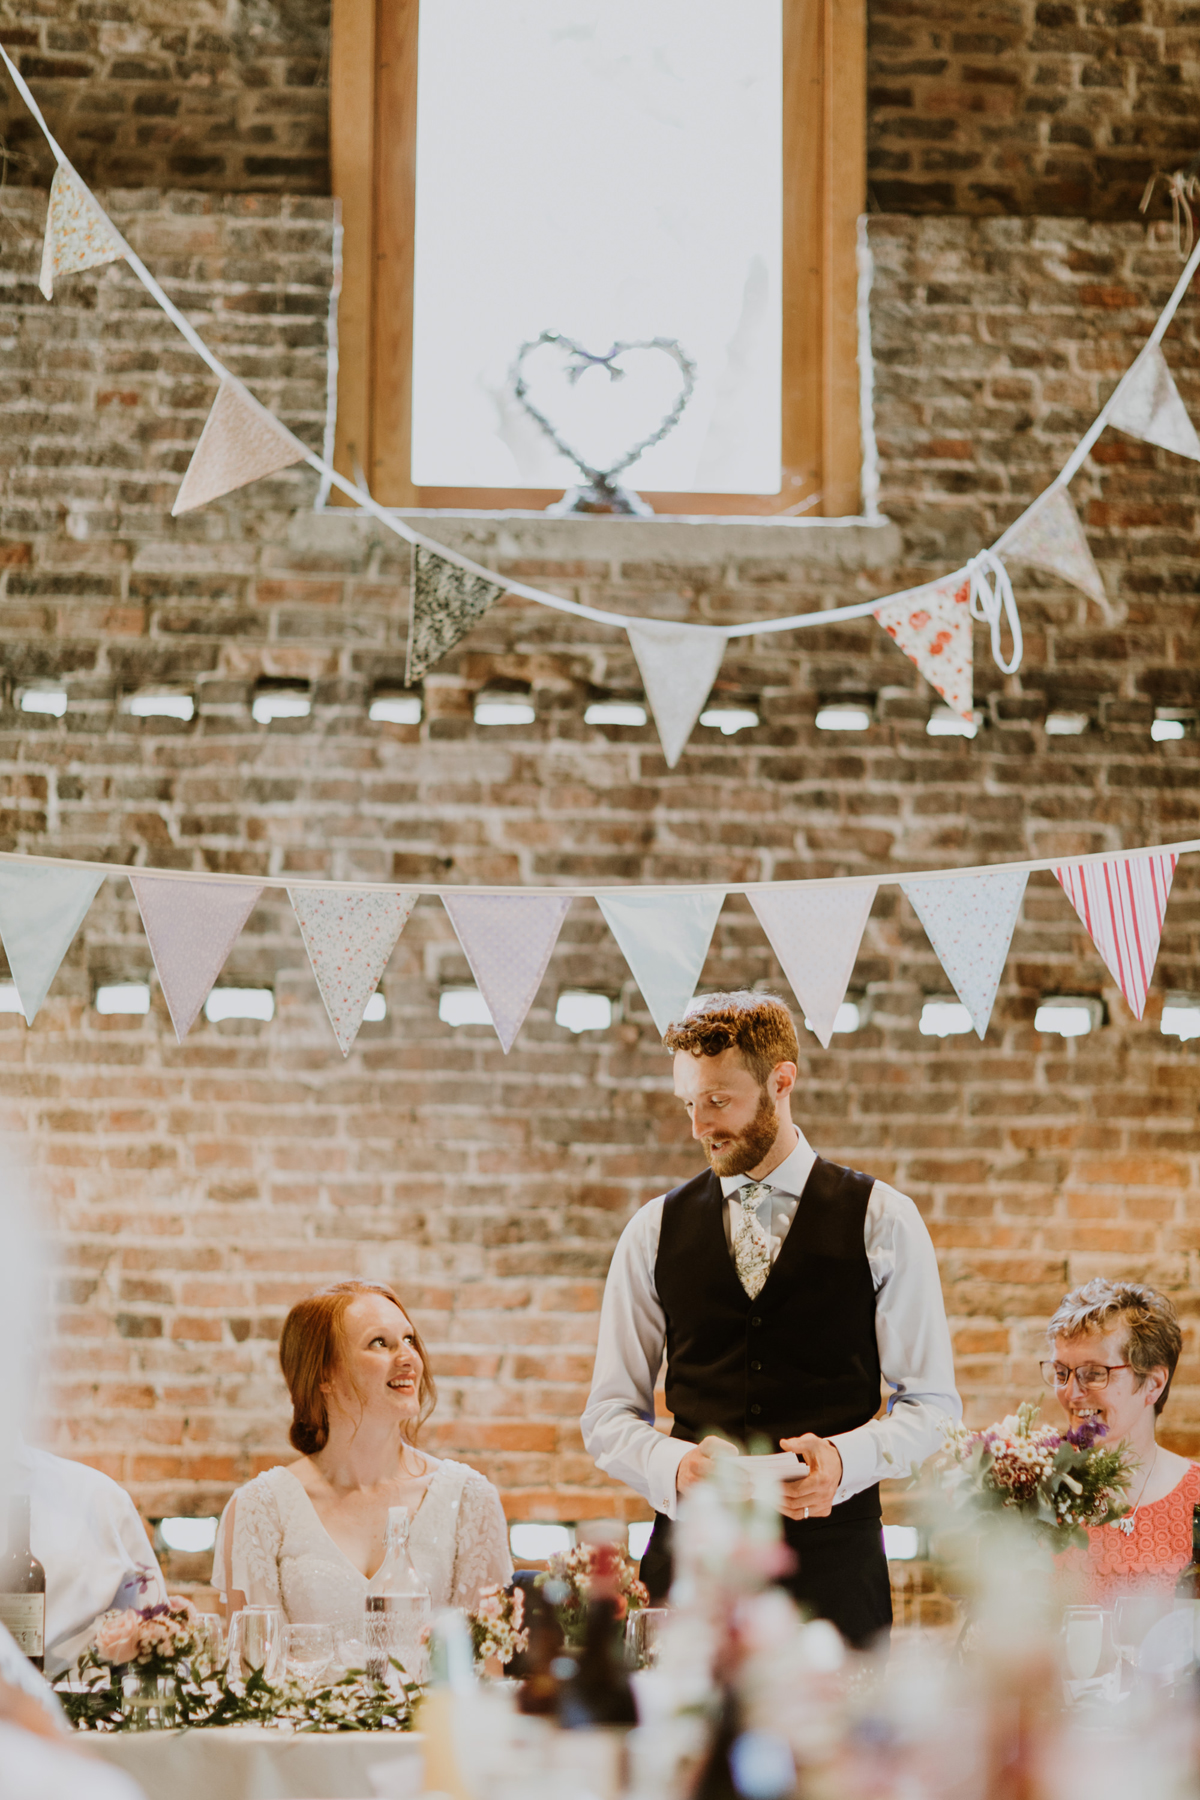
[1112,1443,1158,1535]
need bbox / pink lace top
[1059,1460,1200,1602]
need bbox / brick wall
[2,1,1196,223]
[868,0,1200,219]
[1,192,1200,1564]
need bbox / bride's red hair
[280,1281,438,1455]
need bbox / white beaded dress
[214,1460,512,1633]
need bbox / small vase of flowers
[467,1584,529,1669]
[536,1541,650,1649]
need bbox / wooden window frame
[330,0,865,517]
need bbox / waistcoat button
[750,1360,762,1371]
[750,1403,762,1416]
[750,1316,762,1327]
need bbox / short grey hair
[1048,1278,1182,1416]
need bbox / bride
[215,1281,512,1630]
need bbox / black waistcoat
[654,1157,882,1523]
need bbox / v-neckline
[279,1458,444,1584]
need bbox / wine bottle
[0,1494,46,1671]
[558,1545,637,1729]
[364,1505,432,1687]
[1175,1503,1200,1600]
[516,1582,566,1717]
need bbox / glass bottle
[1174,1502,1200,1663]
[558,1543,637,1729]
[517,1581,566,1716]
[0,1494,46,1671]
[365,1505,432,1687]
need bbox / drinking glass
[335,1625,370,1675]
[192,1613,224,1677]
[1112,1591,1168,1694]
[625,1606,670,1669]
[285,1622,334,1685]
[1063,1606,1105,1680]
[121,1670,178,1729]
[226,1605,286,1684]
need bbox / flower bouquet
[537,1541,649,1647]
[941,1402,1134,1551]
[468,1583,529,1667]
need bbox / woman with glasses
[1044,1278,1197,1599]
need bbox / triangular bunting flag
[626,620,729,768]
[130,874,263,1041]
[901,869,1028,1039]
[874,576,973,721]
[997,487,1106,608]
[1054,851,1177,1020]
[172,379,308,515]
[598,889,725,1037]
[0,863,104,1024]
[749,882,878,1048]
[38,164,125,300]
[406,546,506,685]
[1109,344,1200,462]
[290,886,417,1056]
[441,891,571,1053]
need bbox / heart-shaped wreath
[510,330,696,514]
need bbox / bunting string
[4,36,1200,764]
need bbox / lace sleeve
[213,1478,284,1609]
[449,1471,513,1611]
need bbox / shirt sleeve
[449,1471,514,1611]
[828,1181,962,1502]
[580,1198,691,1520]
[214,1480,284,1609]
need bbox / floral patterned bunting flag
[874,576,973,721]
[901,869,1028,1039]
[1054,851,1177,1020]
[38,164,125,300]
[172,379,308,515]
[1109,345,1200,462]
[0,862,104,1023]
[130,874,263,1041]
[441,891,571,1052]
[290,886,418,1055]
[406,546,506,684]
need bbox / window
[330,0,865,515]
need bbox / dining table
[87,1723,424,1800]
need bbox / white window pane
[919,1001,972,1038]
[1034,1003,1093,1038]
[96,983,151,1015]
[253,690,311,724]
[127,692,195,721]
[1162,1004,1200,1041]
[158,1516,219,1553]
[370,696,422,725]
[19,689,67,716]
[699,708,759,736]
[510,1522,573,1561]
[474,701,536,727]
[439,987,494,1027]
[585,702,647,727]
[1152,718,1185,741]
[816,705,871,732]
[626,1521,654,1560]
[927,708,977,739]
[0,982,23,1014]
[362,992,387,1023]
[412,1,782,494]
[883,1525,919,1560]
[556,991,612,1033]
[204,988,275,1023]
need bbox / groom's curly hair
[663,990,800,1085]
[280,1281,438,1455]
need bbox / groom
[581,990,960,1645]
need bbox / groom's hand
[675,1444,714,1495]
[778,1434,842,1519]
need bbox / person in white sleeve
[581,990,961,1646]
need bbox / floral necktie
[732,1180,774,1299]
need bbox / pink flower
[94,1610,145,1665]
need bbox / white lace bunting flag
[997,487,1106,608]
[749,882,878,1048]
[441,891,571,1052]
[131,874,264,1041]
[172,378,308,515]
[626,619,729,768]
[1108,344,1200,462]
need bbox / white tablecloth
[88,1725,423,1800]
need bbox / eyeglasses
[1040,1361,1131,1391]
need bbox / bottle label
[0,1593,45,1655]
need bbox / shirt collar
[719,1127,815,1199]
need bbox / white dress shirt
[10,1443,167,1676]
[581,1130,961,1519]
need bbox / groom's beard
[702,1087,781,1178]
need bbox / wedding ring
[803,1506,809,1520]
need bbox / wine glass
[192,1613,224,1677]
[624,1606,670,1669]
[1063,1606,1105,1681]
[285,1622,334,1686]
[335,1625,370,1675]
[1112,1591,1167,1695]
[226,1605,286,1685]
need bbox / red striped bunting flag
[1054,851,1177,1019]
